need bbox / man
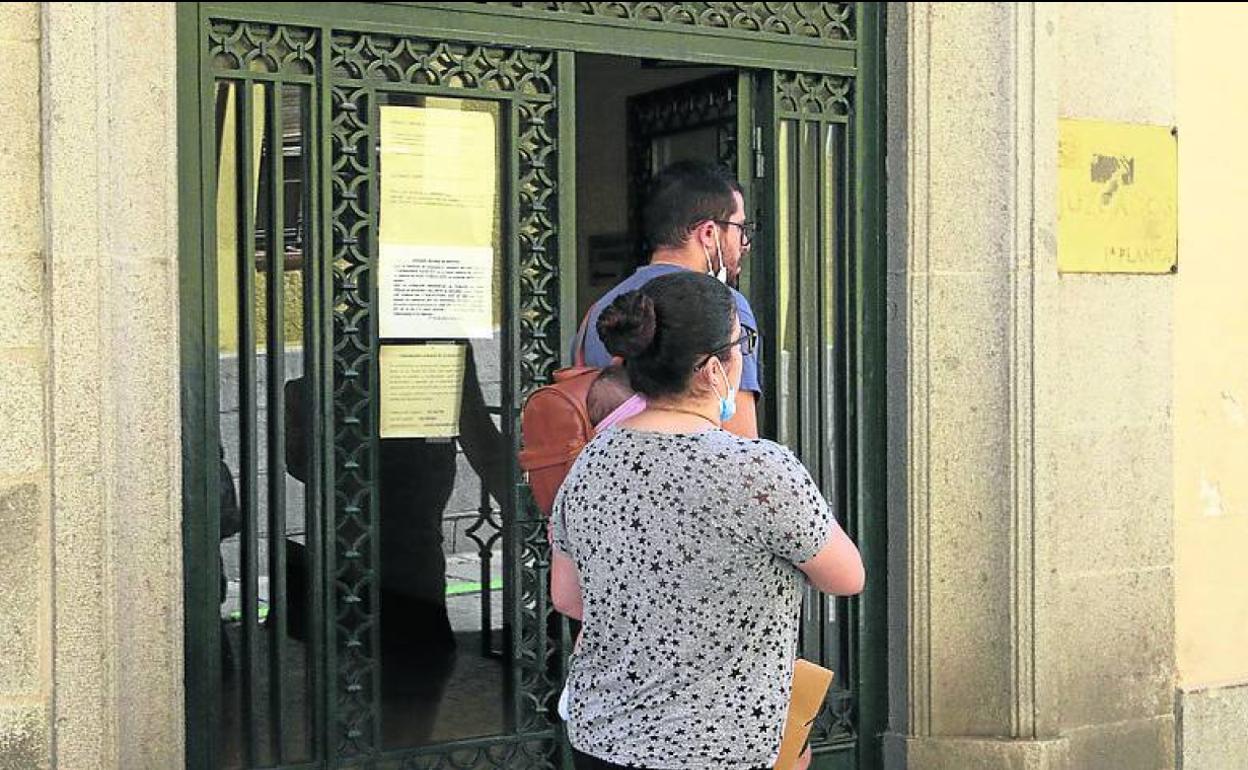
[576,160,761,437]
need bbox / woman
[550,272,865,770]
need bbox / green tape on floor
[227,604,270,623]
[445,578,504,597]
[223,579,503,623]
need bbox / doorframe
[852,10,888,770]
[177,3,887,768]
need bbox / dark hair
[641,160,742,252]
[597,272,736,399]
[586,365,633,425]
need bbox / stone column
[42,3,183,768]
[884,4,1175,769]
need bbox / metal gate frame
[177,4,886,769]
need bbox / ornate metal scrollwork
[331,33,556,97]
[208,20,318,75]
[328,79,379,758]
[486,2,854,42]
[776,71,852,119]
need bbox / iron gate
[179,4,886,769]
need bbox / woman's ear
[695,357,721,394]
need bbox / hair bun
[597,291,657,359]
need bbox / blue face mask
[713,360,737,424]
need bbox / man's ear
[690,219,716,247]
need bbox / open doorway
[575,54,738,320]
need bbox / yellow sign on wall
[1058,119,1178,273]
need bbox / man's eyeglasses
[713,219,759,248]
[697,327,759,369]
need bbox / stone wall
[0,4,183,768]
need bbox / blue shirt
[571,264,762,395]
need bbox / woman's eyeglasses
[696,327,759,369]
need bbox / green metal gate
[178,4,886,769]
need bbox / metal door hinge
[752,126,765,179]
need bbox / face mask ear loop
[711,227,728,284]
[721,363,736,423]
[709,357,736,424]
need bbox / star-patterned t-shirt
[550,427,835,770]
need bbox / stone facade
[2,3,1245,769]
[885,3,1177,769]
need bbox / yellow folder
[772,659,835,770]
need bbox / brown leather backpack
[518,313,600,516]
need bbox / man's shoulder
[580,267,676,365]
[590,265,760,331]
[594,265,681,310]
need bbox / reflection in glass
[776,119,799,448]
[214,78,246,770]
[215,83,547,758]
[215,78,316,767]
[820,121,847,681]
[372,94,514,749]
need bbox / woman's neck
[627,394,720,433]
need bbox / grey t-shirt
[551,428,834,769]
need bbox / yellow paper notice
[1058,119,1177,273]
[379,105,497,248]
[379,344,467,439]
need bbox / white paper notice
[379,243,494,339]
